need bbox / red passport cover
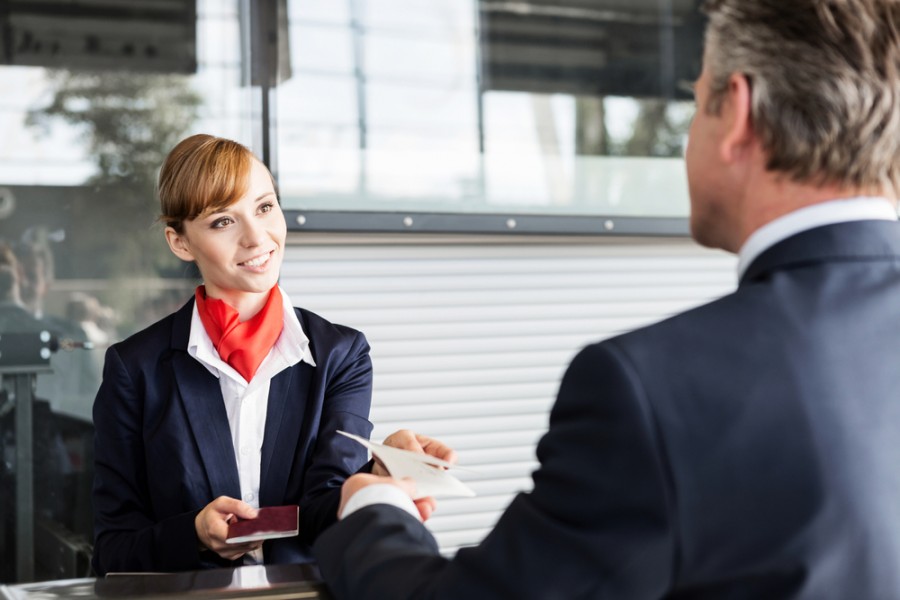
[226,505,299,543]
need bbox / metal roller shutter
[280,236,736,554]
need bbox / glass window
[276,0,703,223]
[0,0,258,583]
[0,0,707,585]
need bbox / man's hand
[195,496,262,561]
[339,473,437,520]
[374,429,457,520]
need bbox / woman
[92,134,403,574]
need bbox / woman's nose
[240,220,267,247]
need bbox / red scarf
[194,285,284,382]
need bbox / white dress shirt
[188,286,316,562]
[737,196,898,279]
[340,483,422,521]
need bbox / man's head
[11,241,51,315]
[687,0,900,249]
[0,266,18,303]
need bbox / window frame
[265,0,698,237]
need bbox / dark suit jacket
[315,220,900,599]
[92,298,373,575]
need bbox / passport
[226,505,299,544]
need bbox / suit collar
[737,197,897,278]
[258,364,314,506]
[171,297,195,352]
[172,351,242,500]
[740,220,900,284]
[260,308,315,506]
[169,296,243,498]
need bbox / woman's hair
[158,134,260,233]
[702,0,900,194]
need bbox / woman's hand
[195,496,262,561]
[376,429,458,521]
[376,429,458,474]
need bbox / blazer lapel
[259,364,311,506]
[170,299,241,500]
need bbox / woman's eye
[259,202,274,214]
[211,217,233,229]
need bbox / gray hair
[702,0,900,194]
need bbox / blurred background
[0,0,736,584]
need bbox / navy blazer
[315,220,900,599]
[92,298,373,575]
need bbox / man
[314,0,900,597]
[11,240,99,419]
[0,264,44,332]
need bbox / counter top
[0,564,330,599]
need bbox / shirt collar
[272,285,317,369]
[737,197,898,279]
[188,285,316,382]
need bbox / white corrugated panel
[279,236,737,554]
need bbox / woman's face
[165,159,286,308]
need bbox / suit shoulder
[108,312,177,363]
[295,308,371,372]
[598,287,750,358]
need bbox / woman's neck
[206,287,274,321]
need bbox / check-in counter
[0,564,330,599]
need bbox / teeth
[243,252,271,267]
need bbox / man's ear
[165,227,195,262]
[719,72,755,164]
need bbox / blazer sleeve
[92,345,202,575]
[296,329,374,544]
[314,341,676,599]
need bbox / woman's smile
[239,249,276,270]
